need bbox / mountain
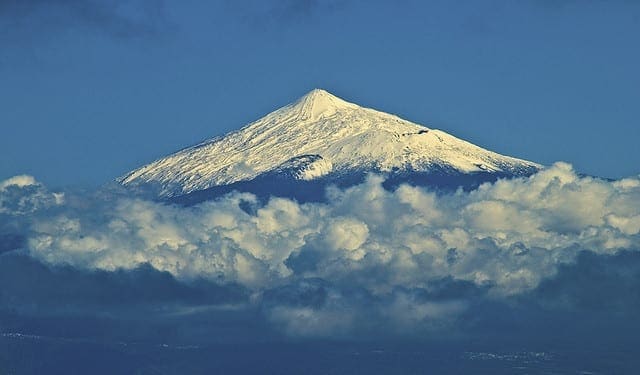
[119,89,541,202]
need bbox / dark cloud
[2,249,640,373]
[0,253,248,311]
[226,0,352,29]
[531,0,640,10]
[530,250,640,312]
[270,0,346,19]
[0,0,170,40]
[4,249,640,342]
[0,253,258,346]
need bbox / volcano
[119,89,541,202]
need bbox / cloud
[0,0,170,40]
[270,0,347,19]
[0,253,248,312]
[531,0,640,9]
[530,250,640,312]
[1,162,640,338]
[226,0,351,30]
[0,175,63,215]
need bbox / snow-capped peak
[119,89,541,197]
[292,89,358,120]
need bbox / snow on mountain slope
[119,89,542,197]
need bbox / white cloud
[0,175,63,215]
[3,164,640,336]
[6,163,638,293]
[0,175,38,190]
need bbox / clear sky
[1,0,639,187]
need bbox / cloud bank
[1,162,640,339]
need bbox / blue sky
[1,0,639,187]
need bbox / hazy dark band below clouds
[1,162,639,340]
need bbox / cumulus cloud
[0,175,63,215]
[1,162,640,338]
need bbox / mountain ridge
[119,89,541,197]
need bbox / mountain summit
[292,88,358,120]
[119,89,541,198]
